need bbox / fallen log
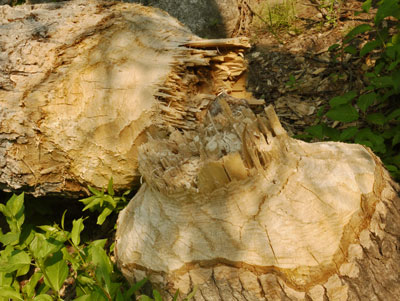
[0,0,250,195]
[115,95,400,300]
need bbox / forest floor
[245,0,373,137]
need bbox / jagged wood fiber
[0,0,250,195]
[115,95,400,300]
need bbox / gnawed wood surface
[0,0,250,195]
[115,95,400,300]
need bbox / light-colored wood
[0,0,249,195]
[116,95,400,300]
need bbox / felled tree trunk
[115,95,400,300]
[0,0,251,196]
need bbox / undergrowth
[0,180,195,300]
[301,0,400,181]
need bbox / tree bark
[0,0,250,196]
[115,95,400,300]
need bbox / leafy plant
[304,0,400,180]
[0,193,144,300]
[79,178,130,226]
[0,189,198,300]
[317,0,343,27]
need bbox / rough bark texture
[1,0,264,38]
[115,95,400,300]
[0,0,250,195]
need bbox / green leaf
[393,132,400,146]
[36,282,50,296]
[328,43,340,51]
[326,104,359,122]
[0,286,23,300]
[139,296,154,301]
[153,290,162,301]
[82,197,102,212]
[23,272,43,298]
[16,262,30,277]
[127,278,148,296]
[375,0,400,25]
[79,196,97,206]
[386,164,399,172]
[355,128,386,153]
[43,251,69,292]
[88,186,103,197]
[89,245,112,293]
[0,271,13,287]
[357,92,376,112]
[0,232,20,246]
[362,0,372,12]
[329,91,357,107]
[29,233,64,260]
[366,113,385,125]
[374,61,385,74]
[0,249,31,273]
[37,225,60,234]
[33,295,54,301]
[360,40,381,57]
[97,207,113,226]
[371,75,393,89]
[77,275,96,286]
[3,193,25,233]
[122,190,131,196]
[89,239,107,249]
[392,69,400,93]
[172,290,180,301]
[19,224,36,248]
[71,218,85,246]
[116,290,125,301]
[388,59,400,71]
[107,177,114,196]
[324,126,340,141]
[104,195,117,208]
[339,127,358,141]
[305,124,324,140]
[73,295,93,301]
[61,210,67,230]
[386,109,400,121]
[344,45,358,55]
[7,193,24,217]
[366,113,386,125]
[184,286,198,301]
[344,24,372,43]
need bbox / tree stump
[115,95,400,300]
[0,0,250,195]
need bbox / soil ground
[245,0,373,137]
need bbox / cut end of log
[0,0,254,195]
[116,94,400,300]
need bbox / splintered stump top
[115,96,400,300]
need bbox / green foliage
[0,188,197,300]
[304,0,400,181]
[0,193,139,300]
[79,178,130,226]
